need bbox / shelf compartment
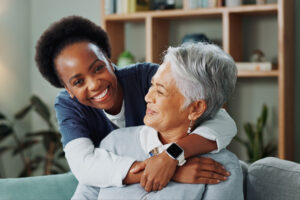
[237,70,279,78]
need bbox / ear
[65,86,75,99]
[188,100,207,121]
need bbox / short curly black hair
[35,16,111,88]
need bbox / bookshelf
[100,0,294,160]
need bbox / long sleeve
[64,138,135,187]
[191,109,237,153]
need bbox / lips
[90,86,110,103]
[146,107,157,115]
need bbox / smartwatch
[166,143,186,166]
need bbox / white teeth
[93,88,108,99]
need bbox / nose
[87,77,100,91]
[145,87,155,103]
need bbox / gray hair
[164,42,237,126]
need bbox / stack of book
[105,0,150,15]
[236,62,273,71]
[185,0,224,9]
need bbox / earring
[187,120,193,134]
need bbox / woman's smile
[90,85,110,103]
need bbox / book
[236,62,273,71]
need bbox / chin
[144,116,154,127]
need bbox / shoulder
[54,90,85,115]
[101,126,143,146]
[206,149,240,169]
[100,126,144,157]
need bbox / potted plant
[234,104,277,163]
[0,95,68,177]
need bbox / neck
[105,82,123,115]
[158,125,189,145]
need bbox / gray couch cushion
[247,157,300,200]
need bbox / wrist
[161,151,178,165]
[165,143,186,166]
[123,162,142,185]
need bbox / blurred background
[0,0,299,178]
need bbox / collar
[139,126,171,157]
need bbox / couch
[0,157,299,200]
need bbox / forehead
[58,42,106,61]
[153,62,173,83]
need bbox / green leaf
[50,169,60,174]
[58,151,65,158]
[0,112,6,119]
[244,123,255,145]
[261,104,268,127]
[0,146,12,156]
[52,160,68,172]
[263,143,277,157]
[12,140,39,155]
[30,156,44,168]
[0,124,13,141]
[30,95,51,123]
[14,104,32,119]
[234,136,247,146]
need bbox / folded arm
[134,109,236,191]
[64,138,135,187]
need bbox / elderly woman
[73,42,243,200]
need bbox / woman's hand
[123,161,143,185]
[130,151,177,192]
[173,157,230,184]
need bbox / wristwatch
[166,143,186,166]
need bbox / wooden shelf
[237,70,279,78]
[103,4,277,21]
[101,0,294,161]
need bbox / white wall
[0,0,31,177]
[30,0,101,130]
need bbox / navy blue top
[54,63,159,147]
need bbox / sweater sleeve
[191,109,237,153]
[64,138,135,187]
[55,92,135,187]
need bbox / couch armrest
[0,172,78,200]
[247,157,300,200]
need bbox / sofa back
[246,157,300,200]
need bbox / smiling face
[54,41,123,114]
[144,62,191,142]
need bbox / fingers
[140,172,168,192]
[193,157,230,177]
[152,181,160,191]
[197,157,225,170]
[196,177,222,184]
[140,172,147,189]
[197,171,228,181]
[144,178,154,192]
[130,161,147,173]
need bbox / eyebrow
[151,78,167,91]
[68,59,100,84]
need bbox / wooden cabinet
[101,0,294,160]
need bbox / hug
[35,16,243,200]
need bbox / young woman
[35,16,236,190]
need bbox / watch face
[167,143,183,158]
